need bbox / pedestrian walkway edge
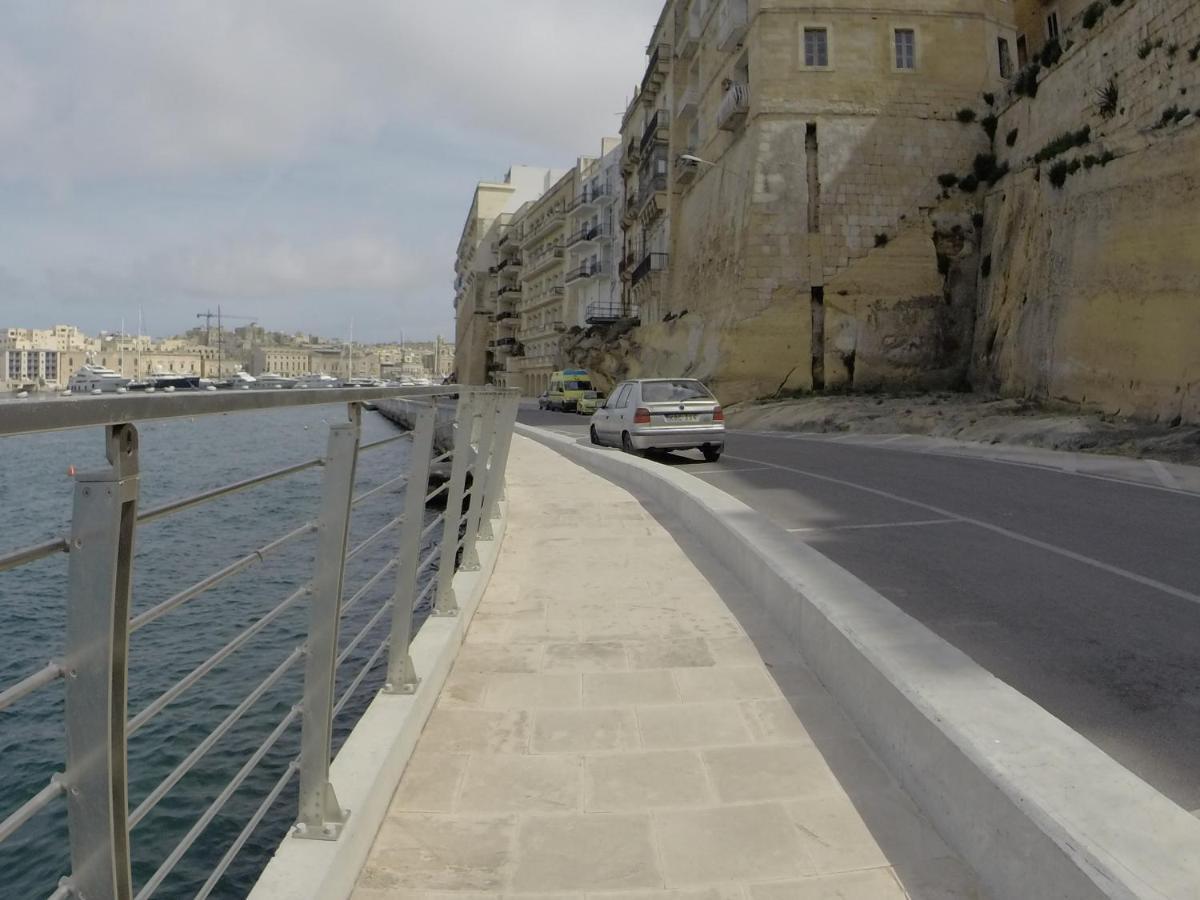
[248,500,509,900]
[518,425,1200,900]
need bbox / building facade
[454,167,565,386]
[564,139,625,331]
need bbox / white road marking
[787,517,960,533]
[740,431,1200,500]
[692,466,772,476]
[723,452,1200,608]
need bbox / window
[894,29,916,70]
[998,37,1013,78]
[1017,34,1028,67]
[804,28,829,67]
[641,379,715,402]
[1046,11,1060,40]
[613,384,633,408]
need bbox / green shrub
[958,174,980,193]
[1083,154,1100,169]
[1111,0,1126,6]
[1099,150,1116,165]
[1040,38,1063,67]
[983,92,996,106]
[1156,105,1185,127]
[937,254,952,275]
[874,233,889,248]
[1096,78,1119,118]
[972,212,985,229]
[1167,43,1178,57]
[1014,63,1041,97]
[981,255,992,278]
[1067,159,1082,175]
[1033,125,1091,163]
[1082,1,1105,29]
[937,172,960,188]
[980,114,998,140]
[956,108,977,123]
[1190,41,1200,62]
[1138,39,1154,59]
[1005,128,1019,147]
[1048,160,1070,188]
[972,153,1008,185]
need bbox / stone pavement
[353,437,984,899]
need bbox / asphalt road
[519,404,1200,812]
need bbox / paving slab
[354,437,983,899]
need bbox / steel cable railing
[0,386,519,899]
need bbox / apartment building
[250,348,311,377]
[564,139,625,331]
[454,166,565,386]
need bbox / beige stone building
[454,167,565,386]
[250,347,311,377]
[580,0,1017,400]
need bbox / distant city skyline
[0,3,659,342]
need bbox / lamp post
[676,154,825,391]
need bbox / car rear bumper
[630,426,725,450]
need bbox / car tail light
[633,407,651,424]
[713,406,725,422]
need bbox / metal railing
[0,385,519,899]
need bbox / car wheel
[702,445,722,463]
[590,425,600,445]
[621,432,642,456]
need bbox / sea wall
[974,0,1200,423]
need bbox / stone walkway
[353,437,984,899]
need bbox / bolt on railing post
[483,393,518,518]
[294,403,360,841]
[432,391,476,617]
[383,402,436,695]
[62,423,139,900]
[460,394,498,567]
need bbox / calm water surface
[0,401,438,898]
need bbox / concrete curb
[518,425,1200,900]
[248,502,508,900]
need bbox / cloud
[0,1,656,184]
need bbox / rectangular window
[1046,11,1060,40]
[998,37,1013,78]
[1017,34,1028,67]
[894,29,916,70]
[804,28,829,68]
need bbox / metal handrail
[0,384,520,897]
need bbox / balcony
[640,42,671,97]
[675,153,701,185]
[640,109,670,155]
[716,0,748,51]
[576,182,612,210]
[523,205,565,245]
[637,173,669,219]
[677,86,699,121]
[631,252,668,287]
[524,244,565,277]
[565,222,608,250]
[677,10,701,59]
[717,81,750,131]
[565,260,611,285]
[621,139,641,175]
[586,302,641,325]
[497,284,523,300]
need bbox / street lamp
[675,154,824,390]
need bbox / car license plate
[670,414,700,423]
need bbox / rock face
[973,0,1200,424]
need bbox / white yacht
[231,371,257,390]
[252,373,298,390]
[294,373,341,389]
[68,364,131,394]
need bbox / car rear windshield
[641,380,713,402]
[565,380,591,391]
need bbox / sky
[0,1,661,341]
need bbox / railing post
[62,423,138,900]
[294,403,360,840]
[484,392,518,514]
[383,402,436,694]
[433,392,476,617]
[460,394,498,567]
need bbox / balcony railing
[637,173,669,215]
[523,244,565,277]
[565,260,611,284]
[640,42,672,96]
[717,81,750,131]
[631,251,669,287]
[0,386,519,900]
[565,223,608,249]
[677,86,700,121]
[586,302,641,325]
[640,108,671,154]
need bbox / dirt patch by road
[727,393,1200,467]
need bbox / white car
[589,378,724,461]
